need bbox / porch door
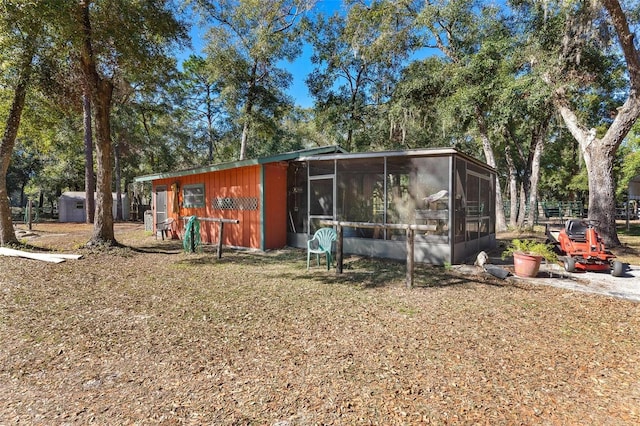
[308,177,335,234]
[155,186,167,225]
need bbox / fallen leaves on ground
[1,223,639,424]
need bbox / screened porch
[286,148,496,265]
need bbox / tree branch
[601,0,640,93]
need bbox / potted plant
[502,239,558,278]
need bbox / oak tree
[522,0,640,245]
[191,0,313,160]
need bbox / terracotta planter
[513,252,543,278]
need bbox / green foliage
[388,57,453,149]
[192,0,309,158]
[2,0,639,227]
[7,145,43,204]
[1,0,189,227]
[172,55,224,163]
[617,123,640,198]
[538,134,587,200]
[305,1,419,151]
[502,239,558,263]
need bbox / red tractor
[547,219,625,277]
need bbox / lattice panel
[212,197,259,211]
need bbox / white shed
[58,192,129,223]
[629,175,640,203]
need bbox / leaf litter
[0,222,639,424]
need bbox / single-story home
[133,146,497,265]
[58,192,129,223]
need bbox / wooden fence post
[217,222,224,259]
[27,200,33,231]
[406,227,415,289]
[336,223,343,274]
[190,221,196,253]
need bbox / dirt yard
[1,222,639,424]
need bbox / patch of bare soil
[1,223,639,424]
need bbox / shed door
[155,186,167,225]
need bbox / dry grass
[1,222,639,424]
[617,221,640,265]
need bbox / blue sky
[280,44,316,108]
[283,0,346,107]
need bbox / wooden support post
[27,200,32,231]
[190,222,195,253]
[336,223,343,274]
[217,222,224,259]
[406,227,415,289]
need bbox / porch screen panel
[387,156,450,241]
[453,159,467,243]
[309,177,333,235]
[466,163,493,240]
[308,160,335,235]
[309,179,333,216]
[336,158,384,224]
[479,177,491,237]
[287,162,307,233]
[386,158,411,238]
[466,173,480,241]
[309,160,334,176]
[412,156,450,242]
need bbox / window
[183,183,205,208]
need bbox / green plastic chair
[307,227,337,270]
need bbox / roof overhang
[133,145,347,183]
[299,147,495,172]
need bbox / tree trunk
[114,142,122,221]
[0,179,17,246]
[239,61,258,161]
[549,0,640,246]
[557,107,624,245]
[19,185,25,208]
[504,146,519,228]
[583,139,620,246]
[83,92,95,223]
[555,96,640,246]
[0,46,35,246]
[240,119,250,161]
[206,84,215,162]
[476,109,507,232]
[517,184,526,228]
[140,109,156,169]
[90,81,115,244]
[78,0,115,245]
[526,122,548,227]
[346,66,366,153]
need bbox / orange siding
[153,164,266,249]
[263,162,288,249]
